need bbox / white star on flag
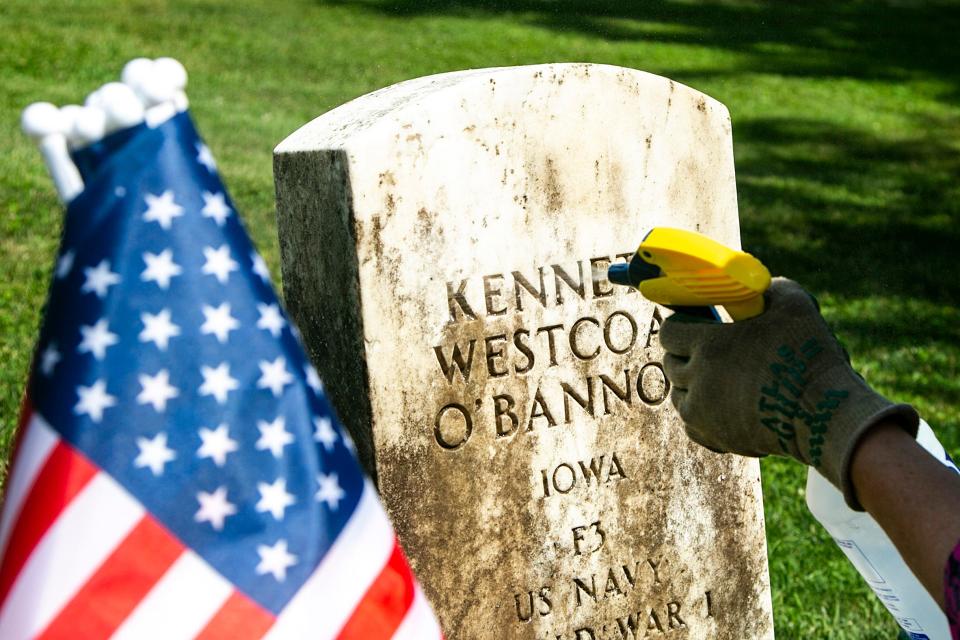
[137,369,179,412]
[304,364,323,393]
[74,379,117,423]
[40,343,61,376]
[197,142,217,172]
[134,432,177,476]
[139,309,181,351]
[81,260,121,298]
[195,486,238,531]
[251,252,271,282]
[143,190,184,230]
[256,539,297,582]
[56,250,75,279]
[256,417,294,458]
[199,362,239,404]
[197,424,239,467]
[256,303,286,337]
[201,303,240,343]
[141,249,183,289]
[202,245,239,284]
[201,191,232,226]
[313,417,337,451]
[256,478,296,520]
[257,356,294,397]
[316,472,346,510]
[78,318,119,360]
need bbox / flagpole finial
[21,102,84,203]
[87,82,145,133]
[71,106,108,147]
[23,56,191,203]
[122,57,189,126]
[155,57,189,112]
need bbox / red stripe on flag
[195,590,276,640]
[36,515,183,639]
[336,540,416,639]
[0,442,97,608]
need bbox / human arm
[658,277,960,612]
[850,421,960,608]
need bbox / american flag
[0,111,442,638]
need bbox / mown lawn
[2,1,959,637]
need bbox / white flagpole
[21,103,84,204]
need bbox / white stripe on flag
[111,550,233,640]
[0,471,144,639]
[392,586,444,640]
[0,413,59,557]
[265,482,395,640]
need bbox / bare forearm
[850,421,960,607]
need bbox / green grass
[2,1,959,637]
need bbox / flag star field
[29,114,364,615]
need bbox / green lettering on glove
[661,278,919,510]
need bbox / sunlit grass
[3,1,959,636]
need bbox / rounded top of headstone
[275,63,729,155]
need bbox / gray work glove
[660,277,919,510]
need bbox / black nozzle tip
[607,263,632,287]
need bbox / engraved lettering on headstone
[447,278,477,322]
[433,402,473,450]
[516,586,554,622]
[540,453,627,498]
[572,520,607,556]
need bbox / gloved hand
[660,277,919,510]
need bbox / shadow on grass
[324,0,960,100]
[735,116,960,302]
[732,115,960,410]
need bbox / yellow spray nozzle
[608,227,771,321]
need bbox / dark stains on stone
[416,207,434,238]
[378,170,396,187]
[544,156,564,214]
[369,214,385,264]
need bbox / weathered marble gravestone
[274,64,773,639]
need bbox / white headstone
[274,63,773,639]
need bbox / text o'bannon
[431,364,669,451]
